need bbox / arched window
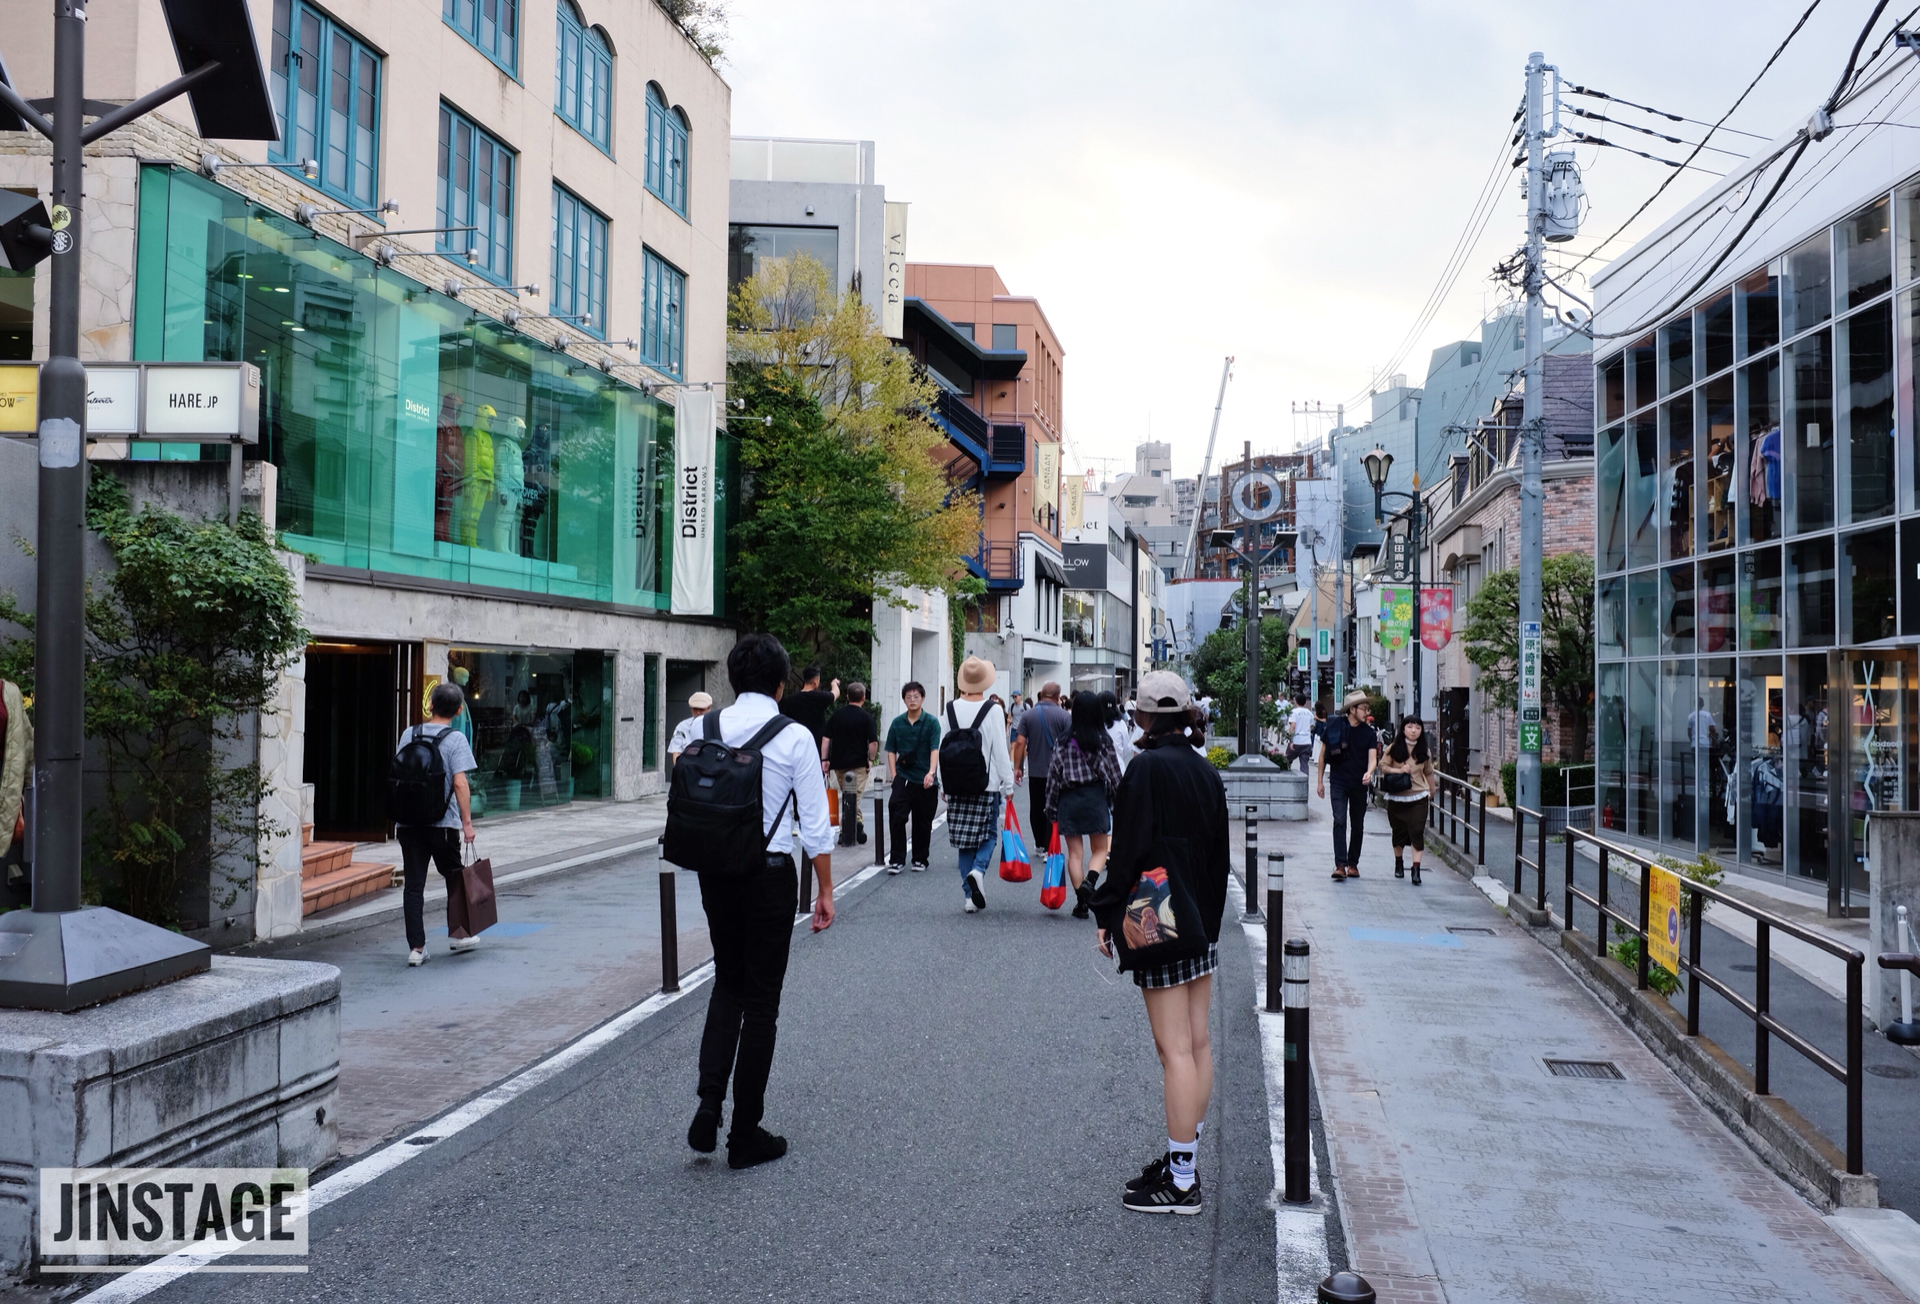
[645,84,688,218]
[555,2,612,150]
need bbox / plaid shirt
[1045,732,1122,817]
[945,793,1001,849]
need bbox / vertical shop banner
[881,202,910,339]
[1061,474,1084,532]
[1377,585,1413,650]
[1519,618,1543,753]
[1033,441,1060,527]
[1419,587,1453,650]
[672,389,716,616]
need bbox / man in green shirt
[884,681,942,872]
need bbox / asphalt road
[118,832,1283,1304]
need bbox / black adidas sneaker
[1123,1171,1202,1215]
[1124,1154,1169,1193]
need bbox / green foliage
[655,0,727,62]
[1609,933,1682,997]
[1460,552,1596,761]
[949,574,986,683]
[1655,851,1724,921]
[0,469,308,925]
[1189,615,1291,736]
[1205,746,1234,771]
[1498,761,1588,810]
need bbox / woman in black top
[1045,692,1124,919]
[1089,672,1231,1215]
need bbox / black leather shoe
[687,1102,721,1153]
[727,1126,789,1169]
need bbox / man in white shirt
[1288,694,1317,769]
[667,690,714,766]
[685,634,835,1171]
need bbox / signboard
[1377,584,1413,651]
[1647,864,1683,976]
[1061,542,1108,590]
[1033,440,1060,523]
[671,388,717,616]
[1519,619,1542,753]
[0,363,34,433]
[1419,587,1453,650]
[85,366,141,435]
[0,362,261,441]
[1296,645,1308,672]
[1061,474,1084,532]
[881,202,909,339]
[1315,627,1331,662]
[1232,469,1282,522]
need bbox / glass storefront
[448,646,612,818]
[129,163,732,613]
[1596,182,1920,913]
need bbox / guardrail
[1430,772,1488,866]
[1514,802,1550,915]
[1518,807,1868,1175]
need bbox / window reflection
[1738,265,1779,357]
[1629,334,1656,411]
[1662,563,1695,655]
[1701,658,1737,855]
[1598,663,1625,834]
[1598,423,1626,571]
[1844,298,1894,521]
[1663,395,1693,559]
[1789,535,1835,646]
[1700,291,1734,376]
[1740,656,1784,867]
[1628,416,1658,567]
[1740,354,1780,543]
[1660,316,1692,396]
[1662,660,1697,848]
[1628,570,1659,658]
[1785,654,1830,882]
[1782,234,1833,337]
[1698,555,1735,653]
[1787,329,1833,534]
[1741,546,1783,650]
[1839,195,1892,309]
[1702,376,1734,550]
[1846,526,1897,642]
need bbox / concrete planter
[1222,755,1307,821]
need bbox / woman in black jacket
[1089,671,1231,1215]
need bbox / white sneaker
[911,862,929,872]
[963,898,977,914]
[966,869,987,910]
[407,948,428,967]
[448,936,479,953]
[887,863,903,875]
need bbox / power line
[1567,130,1726,175]
[1566,106,1750,158]
[1565,83,1772,140]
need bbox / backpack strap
[946,702,961,732]
[739,714,801,846]
[703,710,723,741]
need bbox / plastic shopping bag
[1039,824,1067,910]
[999,796,1032,882]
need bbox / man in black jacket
[1316,690,1379,880]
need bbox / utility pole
[1333,435,1346,708]
[1241,440,1259,755]
[1517,51,1548,814]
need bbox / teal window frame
[641,248,684,377]
[551,185,607,338]
[438,104,514,284]
[644,85,688,219]
[442,0,518,76]
[269,0,380,208]
[554,2,612,153]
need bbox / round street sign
[1233,470,1283,522]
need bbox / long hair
[1070,692,1108,755]
[1388,718,1430,765]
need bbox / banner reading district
[672,388,716,616]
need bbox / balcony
[965,540,1023,593]
[927,388,1025,479]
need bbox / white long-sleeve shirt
[716,692,835,857]
[947,698,1014,794]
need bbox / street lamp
[1361,445,1428,730]
[1207,526,1291,756]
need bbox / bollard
[659,869,680,994]
[1243,805,1260,919]
[1264,853,1284,1013]
[1891,905,1920,1046]
[872,796,886,867]
[1282,937,1311,1204]
[1317,1270,1377,1303]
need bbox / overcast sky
[723,0,1888,481]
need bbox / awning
[1035,554,1068,587]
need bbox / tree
[1460,552,1596,762]
[727,254,980,677]
[656,0,727,63]
[1189,615,1293,741]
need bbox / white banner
[882,202,909,339]
[671,389,716,616]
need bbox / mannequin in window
[435,393,464,543]
[520,422,553,558]
[493,416,528,554]
[457,404,498,547]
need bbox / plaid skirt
[1133,943,1220,990]
[945,792,1001,849]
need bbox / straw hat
[1134,670,1193,715]
[957,656,997,694]
[688,691,713,710]
[1342,690,1372,712]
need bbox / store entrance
[1831,648,1916,919]
[306,642,421,843]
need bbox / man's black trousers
[1329,781,1368,868]
[397,825,462,951]
[888,779,938,866]
[695,853,799,1134]
[1028,775,1054,855]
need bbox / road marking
[75,857,893,1302]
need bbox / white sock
[1195,1119,1204,1142]
[1167,1137,1196,1191]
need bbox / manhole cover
[1447,926,1496,936]
[1867,1064,1916,1080]
[1544,1058,1624,1080]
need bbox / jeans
[1329,782,1368,868]
[695,853,799,1134]
[888,778,938,866]
[1028,775,1053,855]
[958,836,996,900]
[397,825,463,951]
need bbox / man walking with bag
[1012,681,1069,856]
[946,656,1014,914]
[823,682,879,846]
[1315,690,1379,881]
[390,682,479,968]
[666,633,834,1169]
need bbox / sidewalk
[1266,799,1902,1301]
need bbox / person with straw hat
[1316,690,1380,880]
[946,656,1014,913]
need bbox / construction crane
[1181,357,1234,579]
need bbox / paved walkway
[1269,799,1900,1302]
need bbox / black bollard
[659,869,680,994]
[1243,805,1260,919]
[1265,853,1284,1014]
[872,796,886,867]
[1317,1270,1376,1303]
[1283,937,1311,1204]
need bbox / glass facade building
[1594,181,1920,914]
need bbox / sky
[721,0,1894,481]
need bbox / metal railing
[1513,802,1550,914]
[1522,808,1869,1175]
[1430,771,1489,866]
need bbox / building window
[551,186,607,337]
[443,0,517,74]
[269,0,379,207]
[644,654,661,770]
[554,1,611,151]
[645,85,688,218]
[641,248,685,376]
[727,224,838,294]
[992,323,1017,351]
[437,104,514,283]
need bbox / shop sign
[1647,864,1683,976]
[672,388,717,616]
[1061,542,1107,590]
[1419,587,1453,650]
[1519,618,1542,753]
[85,366,140,435]
[0,363,35,433]
[1061,474,1084,532]
[1296,645,1308,672]
[1315,627,1331,662]
[1377,585,1412,651]
[143,363,260,440]
[881,202,909,339]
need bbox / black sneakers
[1123,1170,1202,1214]
[686,1101,721,1153]
[1124,1154,1169,1192]
[727,1125,789,1170]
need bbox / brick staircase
[300,823,394,916]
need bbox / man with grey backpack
[389,681,479,968]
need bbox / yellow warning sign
[0,363,36,433]
[1647,864,1683,976]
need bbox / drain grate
[1447,926,1496,936]
[1544,1058,1624,1080]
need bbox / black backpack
[940,701,993,797]
[1321,715,1349,760]
[663,711,801,874]
[389,725,455,826]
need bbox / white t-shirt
[1289,706,1316,746]
[668,713,706,757]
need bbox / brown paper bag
[447,851,498,939]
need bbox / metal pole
[1755,919,1771,1094]
[1597,847,1610,956]
[658,869,680,993]
[1686,886,1702,1036]
[1243,805,1260,919]
[1637,862,1652,991]
[1535,807,1548,914]
[1476,788,1487,866]
[32,0,89,915]
[872,796,885,867]
[1563,829,1575,931]
[1512,809,1525,897]
[1282,937,1311,1204]
[1180,357,1233,579]
[1848,955,1863,1175]
[1517,50,1547,818]
[1265,853,1284,1013]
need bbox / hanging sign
[881,202,909,339]
[1647,864,1683,976]
[1519,618,1542,754]
[1419,587,1453,650]
[1296,645,1308,672]
[1377,585,1413,651]
[1061,474,1084,532]
[671,389,717,616]
[1315,627,1331,662]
